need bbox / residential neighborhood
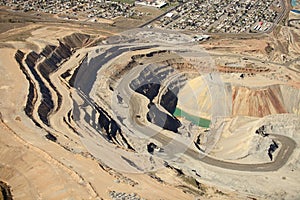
[153,0,284,33]
[0,0,286,34]
[0,0,142,20]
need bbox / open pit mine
[0,27,300,200]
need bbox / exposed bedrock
[160,89,178,114]
[130,50,169,61]
[133,83,161,102]
[218,65,270,74]
[15,33,91,127]
[68,59,84,87]
[129,64,175,98]
[61,33,91,49]
[38,33,90,79]
[37,40,75,112]
[94,103,134,150]
[147,103,181,133]
[232,84,300,117]
[159,74,187,114]
[129,63,187,132]
[37,41,72,78]
[15,50,41,127]
[24,51,54,126]
[25,51,40,69]
[40,44,56,57]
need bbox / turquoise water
[173,107,210,128]
[291,0,298,7]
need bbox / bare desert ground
[0,6,299,200]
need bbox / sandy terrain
[0,7,299,200]
[0,25,214,200]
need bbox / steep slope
[176,76,212,120]
[280,84,300,115]
[232,85,299,117]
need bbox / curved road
[115,60,297,172]
[75,43,297,172]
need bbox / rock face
[40,45,56,57]
[129,63,186,133]
[38,33,90,80]
[147,103,181,133]
[95,104,135,150]
[14,32,135,151]
[14,33,91,127]
[15,50,41,127]
[133,83,161,101]
[38,41,72,78]
[24,51,54,126]
[232,85,288,117]
[159,74,187,114]
[218,65,270,74]
[61,33,91,49]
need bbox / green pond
[173,107,211,128]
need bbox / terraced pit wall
[14,33,92,133]
[128,52,191,133]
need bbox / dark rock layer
[147,103,181,133]
[15,33,91,127]
[0,181,13,200]
[129,63,186,133]
[15,50,41,128]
